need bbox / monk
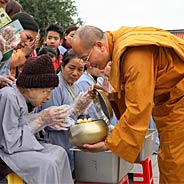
[71,25,184,183]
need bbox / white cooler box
[73,150,133,184]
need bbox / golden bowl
[68,120,108,147]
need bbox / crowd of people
[2,0,184,184]
[0,1,117,183]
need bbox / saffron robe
[105,26,184,183]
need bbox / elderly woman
[0,55,73,184]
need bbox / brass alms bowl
[69,120,108,147]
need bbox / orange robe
[105,26,184,183]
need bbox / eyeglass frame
[83,47,94,64]
[80,30,105,64]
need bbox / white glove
[49,105,75,130]
[39,106,68,124]
[30,106,68,133]
[49,117,75,130]
[72,91,93,116]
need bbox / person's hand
[104,61,112,78]
[20,38,36,58]
[39,106,68,126]
[81,141,109,152]
[0,75,16,88]
[73,91,94,115]
[102,76,110,92]
[49,117,75,130]
[93,85,109,94]
[15,38,36,58]
[31,106,70,133]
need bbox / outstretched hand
[81,141,109,152]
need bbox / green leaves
[18,0,83,29]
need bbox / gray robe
[0,84,73,184]
[0,54,11,77]
[37,72,79,173]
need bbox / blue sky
[75,0,184,31]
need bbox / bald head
[72,25,111,70]
[73,25,105,49]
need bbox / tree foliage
[18,0,83,29]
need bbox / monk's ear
[95,41,105,51]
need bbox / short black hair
[65,25,78,35]
[38,46,58,59]
[62,49,78,67]
[11,12,39,32]
[46,24,64,39]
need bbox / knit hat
[16,55,59,88]
[11,12,39,32]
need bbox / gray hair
[74,25,105,49]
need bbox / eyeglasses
[83,47,94,64]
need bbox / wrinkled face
[65,30,76,46]
[72,36,110,70]
[46,31,62,50]
[25,88,53,107]
[62,58,84,84]
[0,0,10,9]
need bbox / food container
[69,89,113,147]
[73,149,133,184]
[69,120,108,147]
[136,129,157,161]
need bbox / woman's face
[15,30,38,56]
[65,30,76,46]
[25,88,53,107]
[10,30,38,69]
[62,57,84,84]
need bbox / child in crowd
[45,24,67,71]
